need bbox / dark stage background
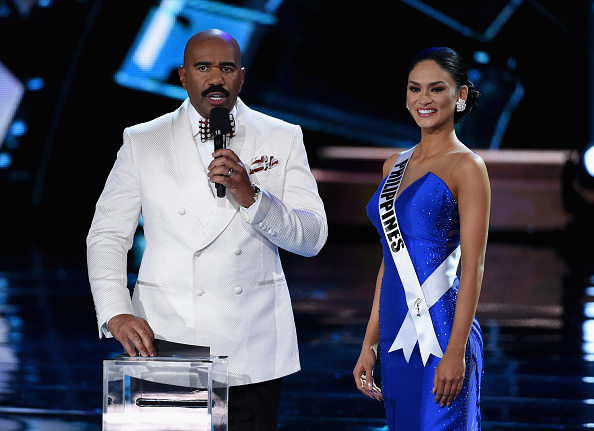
[2,0,594,430]
[0,0,592,255]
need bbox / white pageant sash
[379,147,452,365]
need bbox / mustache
[202,85,230,97]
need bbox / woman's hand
[353,346,383,400]
[432,348,465,407]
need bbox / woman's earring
[456,98,466,112]
[406,101,409,110]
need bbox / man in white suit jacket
[87,29,328,429]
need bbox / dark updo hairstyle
[408,47,479,124]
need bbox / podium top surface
[104,355,228,364]
[105,339,217,362]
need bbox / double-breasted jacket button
[233,248,242,255]
[195,289,204,296]
[234,286,243,294]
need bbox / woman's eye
[408,86,420,92]
[431,87,445,92]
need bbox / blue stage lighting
[473,51,490,64]
[26,77,44,91]
[584,145,594,178]
[114,0,278,100]
[9,120,26,137]
[572,143,594,189]
[0,61,25,148]
[0,152,12,168]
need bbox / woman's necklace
[410,146,454,166]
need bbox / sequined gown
[367,171,483,430]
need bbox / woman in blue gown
[353,47,491,430]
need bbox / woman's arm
[432,152,491,408]
[353,153,401,400]
[353,258,384,400]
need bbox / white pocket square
[250,154,279,174]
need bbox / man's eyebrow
[219,61,238,68]
[193,60,238,68]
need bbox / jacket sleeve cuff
[96,302,135,339]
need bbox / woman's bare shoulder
[382,150,409,177]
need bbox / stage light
[9,120,26,137]
[0,61,25,148]
[576,142,594,188]
[584,146,594,178]
[583,320,594,357]
[0,153,12,169]
[114,0,278,100]
[473,51,490,64]
[561,144,594,221]
[26,77,44,91]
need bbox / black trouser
[228,378,283,431]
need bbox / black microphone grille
[209,107,231,133]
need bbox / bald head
[183,29,242,68]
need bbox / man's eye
[198,66,209,71]
[221,67,234,73]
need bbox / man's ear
[237,67,245,94]
[178,65,187,90]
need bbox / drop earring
[456,98,466,112]
[406,101,409,110]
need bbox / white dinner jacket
[87,98,328,385]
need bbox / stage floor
[0,226,593,430]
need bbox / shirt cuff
[101,321,113,338]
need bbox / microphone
[209,107,231,198]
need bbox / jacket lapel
[195,98,256,250]
[172,99,214,225]
[230,98,255,169]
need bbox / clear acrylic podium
[103,355,228,431]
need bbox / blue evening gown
[367,170,483,430]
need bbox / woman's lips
[417,109,436,116]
